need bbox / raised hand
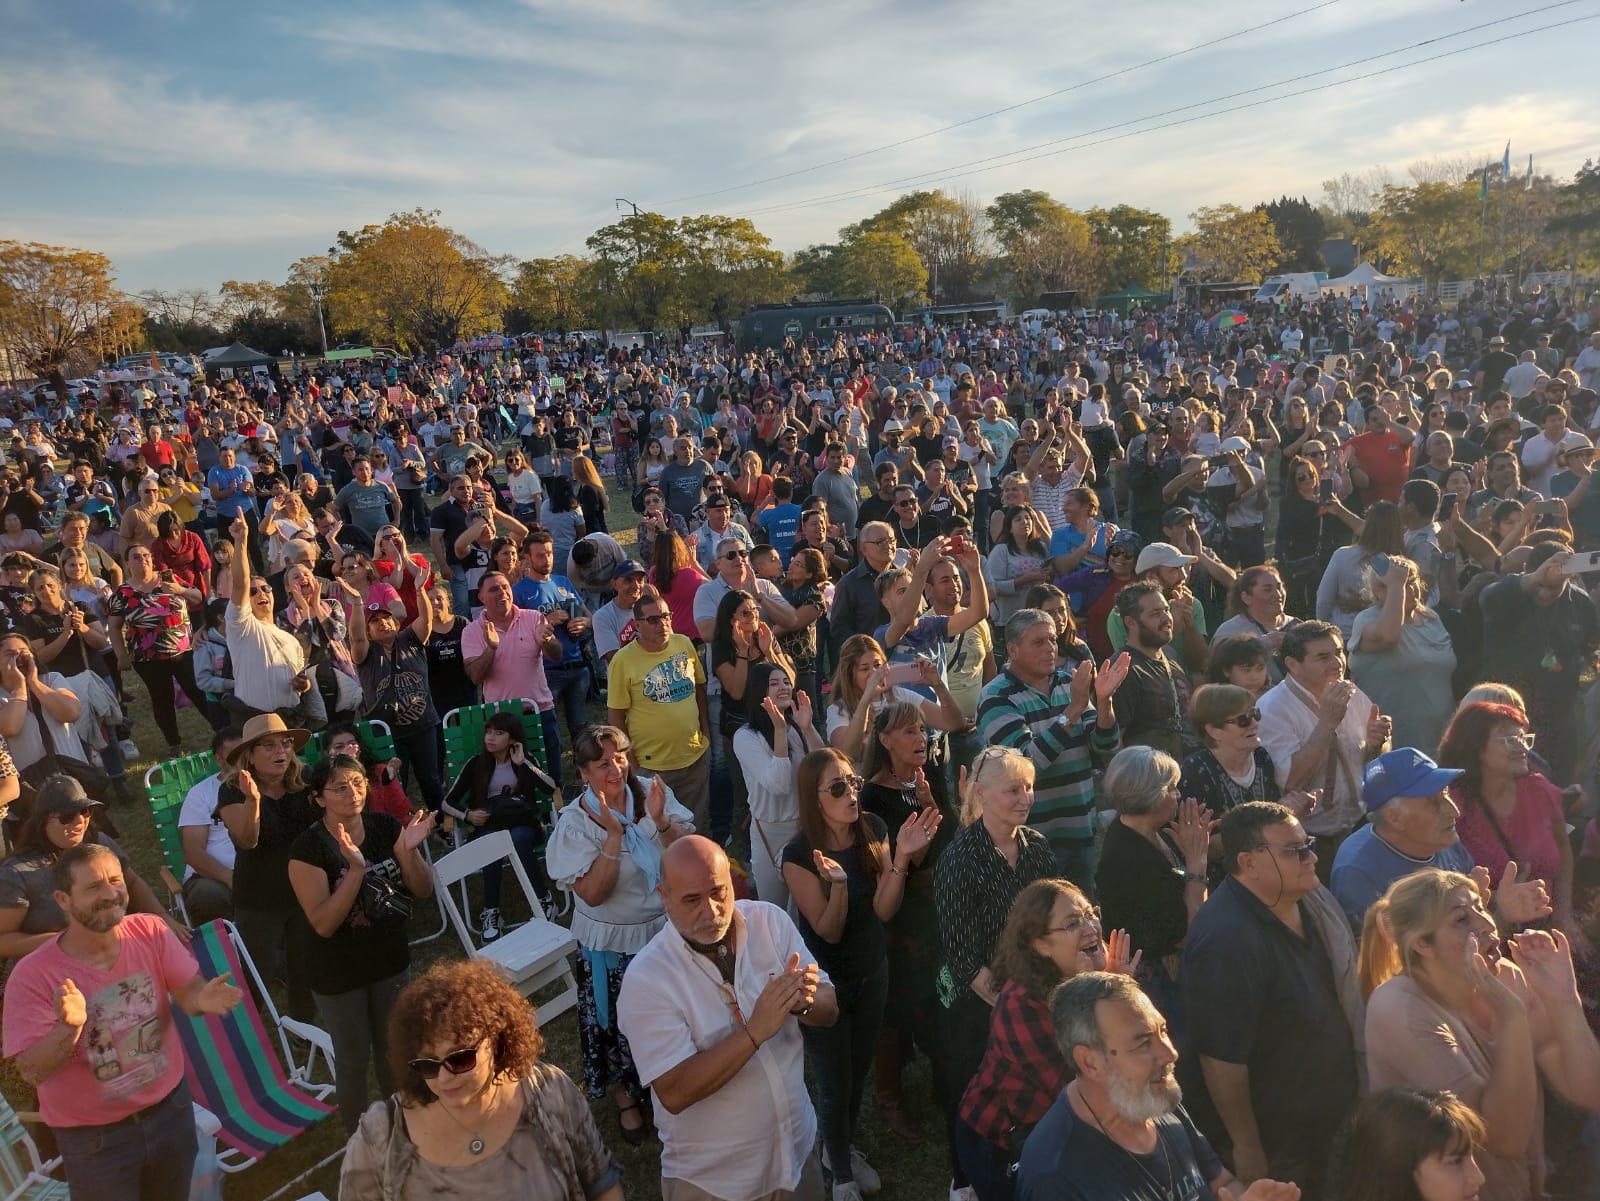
[1282,788,1321,819]
[399,809,436,853]
[792,688,814,731]
[484,617,500,647]
[57,978,86,1029]
[335,823,366,870]
[1105,928,1144,978]
[911,767,934,811]
[230,514,248,544]
[236,769,260,808]
[1319,679,1355,728]
[866,662,891,701]
[915,657,941,689]
[1093,651,1131,704]
[1066,656,1094,719]
[1366,708,1392,748]
[812,849,848,884]
[195,971,244,1016]
[1493,860,1553,926]
[646,774,668,827]
[1239,1181,1302,1201]
[898,806,940,858]
[1509,927,1580,1005]
[1169,798,1215,869]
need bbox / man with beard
[1182,803,1362,1195]
[618,836,837,1201]
[1108,582,1201,761]
[1017,971,1299,1201]
[2,834,243,1200]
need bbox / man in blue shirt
[1328,748,1469,934]
[755,476,802,565]
[206,445,262,573]
[514,526,593,767]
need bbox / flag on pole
[1480,166,1489,200]
[1501,142,1511,181]
[1525,154,1534,191]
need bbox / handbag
[319,824,413,926]
[21,693,113,802]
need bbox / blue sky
[3,0,1594,293]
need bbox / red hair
[1435,702,1528,796]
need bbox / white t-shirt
[177,773,236,882]
[3,673,85,772]
[506,468,544,506]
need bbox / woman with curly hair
[339,958,623,1201]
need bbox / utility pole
[615,198,641,217]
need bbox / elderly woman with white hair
[1094,745,1212,1025]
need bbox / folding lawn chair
[143,751,220,926]
[171,920,335,1172]
[0,1091,66,1201]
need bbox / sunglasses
[407,1045,480,1079]
[722,549,748,560]
[822,774,864,798]
[1256,836,1318,862]
[1219,708,1262,728]
[639,612,672,625]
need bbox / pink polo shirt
[2,914,198,1128]
[461,607,555,709]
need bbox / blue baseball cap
[611,559,646,581]
[1361,748,1462,812]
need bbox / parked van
[1253,273,1326,305]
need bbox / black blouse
[216,783,319,911]
[932,820,1059,991]
[1095,819,1190,963]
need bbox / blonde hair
[1457,682,1526,713]
[1358,869,1483,1000]
[959,746,1034,825]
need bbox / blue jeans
[448,565,469,619]
[479,822,552,909]
[397,489,429,539]
[396,721,443,811]
[804,958,887,1186]
[540,708,563,791]
[544,662,590,745]
[54,1078,197,1201]
[955,1116,1016,1201]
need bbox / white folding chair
[431,831,579,1021]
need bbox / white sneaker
[849,1149,881,1194]
[832,1183,863,1201]
[120,739,140,760]
[949,1185,976,1201]
[480,907,501,941]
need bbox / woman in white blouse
[544,724,693,1145]
[734,660,825,912]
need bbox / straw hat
[227,713,311,767]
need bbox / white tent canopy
[1320,261,1408,294]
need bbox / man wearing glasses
[827,521,898,661]
[1256,621,1391,874]
[608,587,711,826]
[1181,801,1362,1193]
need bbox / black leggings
[133,652,213,748]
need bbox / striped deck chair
[0,1092,66,1201]
[171,920,334,1172]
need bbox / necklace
[435,1080,499,1156]
[1076,1086,1175,1198]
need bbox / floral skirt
[575,949,643,1098]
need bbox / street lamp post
[309,280,328,355]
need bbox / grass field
[0,468,957,1201]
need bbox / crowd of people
[0,280,1597,1201]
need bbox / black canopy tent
[203,341,275,372]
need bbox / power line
[727,2,1591,223]
[660,0,1344,206]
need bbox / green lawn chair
[0,1091,66,1201]
[301,718,395,767]
[143,751,220,925]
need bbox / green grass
[2,465,955,1201]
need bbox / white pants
[749,816,799,914]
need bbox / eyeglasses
[1497,732,1536,752]
[1046,906,1102,936]
[407,1045,480,1079]
[722,549,748,560]
[863,537,897,548]
[1219,708,1262,729]
[1254,836,1318,862]
[639,611,672,625]
[822,774,864,798]
[895,499,918,508]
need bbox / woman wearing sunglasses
[1439,702,1573,938]
[781,748,934,1200]
[288,753,435,1134]
[339,958,623,1201]
[1177,684,1289,820]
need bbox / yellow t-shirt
[606,634,709,772]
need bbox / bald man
[618,837,837,1201]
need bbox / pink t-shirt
[2,914,198,1128]
[1449,774,1566,893]
[659,566,709,642]
[461,608,554,709]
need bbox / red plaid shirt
[958,980,1071,1147]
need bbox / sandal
[616,1099,648,1147]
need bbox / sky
[2,0,1595,295]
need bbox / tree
[508,255,594,332]
[585,211,700,333]
[280,255,333,350]
[0,241,143,397]
[790,244,845,298]
[1548,158,1600,273]
[1084,205,1175,293]
[1366,181,1479,283]
[1257,197,1327,273]
[139,288,221,354]
[987,191,1100,307]
[325,209,509,352]
[1179,205,1282,282]
[844,190,988,301]
[832,232,925,304]
[214,280,283,326]
[677,215,789,330]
